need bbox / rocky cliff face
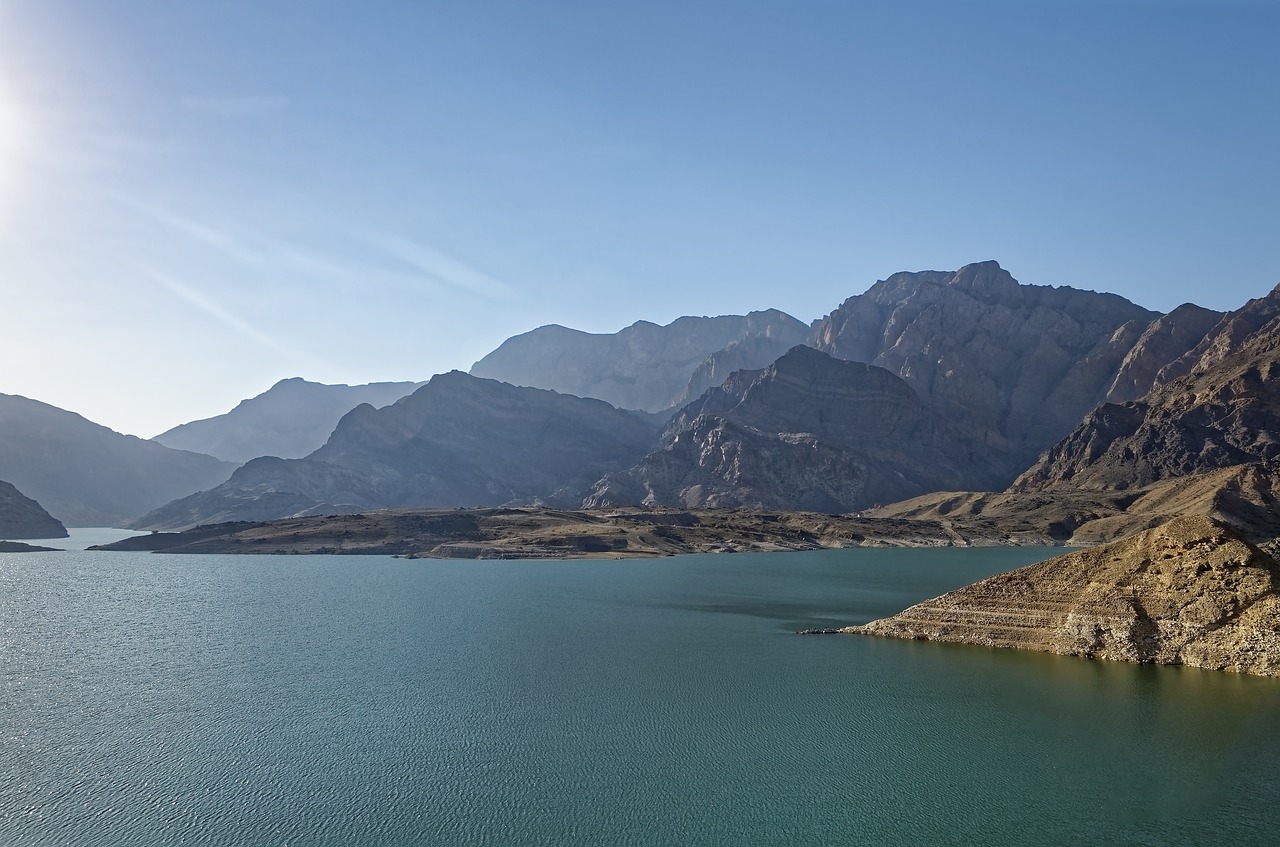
[1103,303,1224,404]
[0,393,235,526]
[585,346,1004,512]
[0,479,68,539]
[1015,286,1280,492]
[469,310,809,413]
[849,516,1280,677]
[808,261,1168,476]
[153,377,424,463]
[132,372,663,530]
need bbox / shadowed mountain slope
[131,372,663,530]
[585,346,1004,512]
[0,393,235,526]
[0,479,67,539]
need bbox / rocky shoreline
[845,515,1280,677]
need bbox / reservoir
[3,532,1278,845]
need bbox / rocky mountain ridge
[806,260,1201,476]
[1015,284,1280,493]
[131,372,662,530]
[586,346,1005,512]
[470,310,810,413]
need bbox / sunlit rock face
[1015,284,1280,493]
[850,516,1280,677]
[808,260,1173,475]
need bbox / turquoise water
[3,536,1279,846]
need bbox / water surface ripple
[2,540,1278,845]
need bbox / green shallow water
[2,534,1278,846]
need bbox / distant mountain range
[14,259,1280,551]
[152,377,424,463]
[123,259,1270,531]
[470,309,810,413]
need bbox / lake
[3,531,1278,845]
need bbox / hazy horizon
[2,0,1277,437]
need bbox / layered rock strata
[848,516,1280,676]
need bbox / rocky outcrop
[586,346,1004,512]
[1154,283,1280,386]
[153,377,424,463]
[867,463,1280,548]
[0,479,68,539]
[0,393,236,526]
[1103,303,1224,403]
[131,372,663,530]
[470,310,809,413]
[1014,287,1280,493]
[671,323,815,407]
[808,261,1160,476]
[848,516,1280,676]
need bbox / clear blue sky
[1,0,1277,437]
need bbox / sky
[0,0,1277,438]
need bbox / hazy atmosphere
[2,0,1277,436]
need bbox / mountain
[808,261,1181,477]
[131,372,664,530]
[849,515,1280,677]
[0,479,67,539]
[1102,303,1224,404]
[152,377,424,463]
[0,393,235,526]
[585,346,1005,512]
[1014,284,1280,493]
[470,310,810,413]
